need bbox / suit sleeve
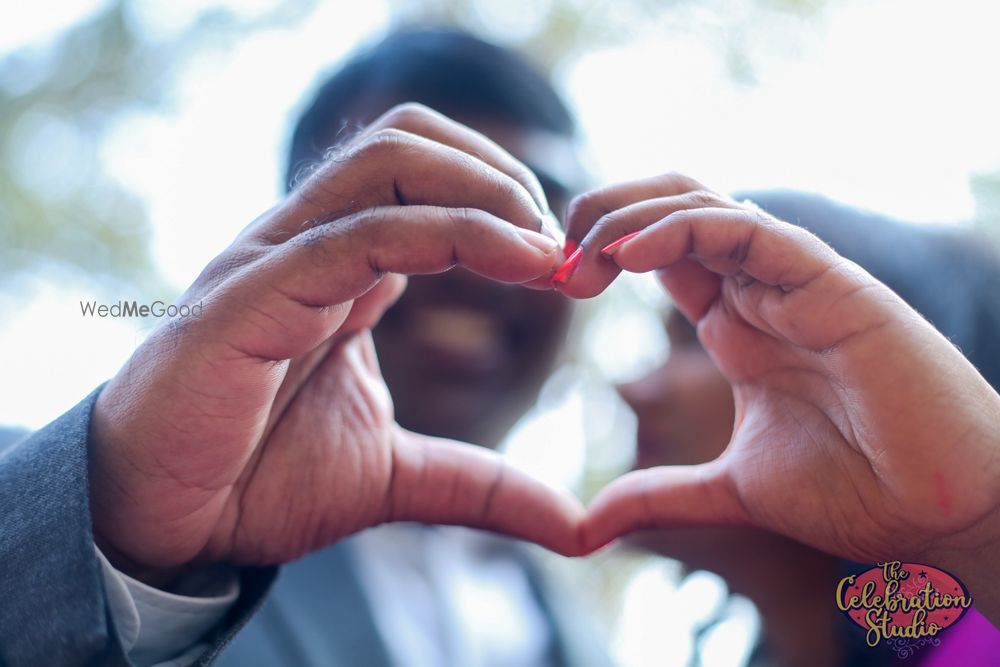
[0,387,277,666]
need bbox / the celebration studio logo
[836,561,972,658]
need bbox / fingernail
[563,238,578,257]
[517,227,559,255]
[601,230,642,256]
[550,247,582,285]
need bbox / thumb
[386,429,586,556]
[583,462,749,554]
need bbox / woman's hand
[557,173,1000,622]
[89,104,583,585]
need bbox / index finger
[363,103,552,217]
[608,206,838,318]
[563,172,706,249]
[554,173,712,297]
[258,129,549,245]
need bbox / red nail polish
[563,238,578,257]
[601,230,642,256]
[551,247,582,285]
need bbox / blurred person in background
[215,28,606,667]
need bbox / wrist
[92,529,193,590]
[89,387,200,590]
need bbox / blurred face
[370,117,578,448]
[616,310,735,469]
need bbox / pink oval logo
[836,561,972,656]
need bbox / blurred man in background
[213,28,607,667]
[213,30,607,667]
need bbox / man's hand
[556,173,1000,621]
[88,104,583,585]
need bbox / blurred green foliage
[1,4,158,294]
[0,0,319,297]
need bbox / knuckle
[198,246,254,283]
[446,206,487,230]
[494,174,522,200]
[381,102,434,130]
[285,223,343,268]
[592,209,624,236]
[444,206,471,225]
[288,219,334,250]
[292,210,375,254]
[189,257,234,296]
[566,189,606,223]
[688,189,724,208]
[356,128,413,158]
[743,206,775,229]
[351,207,392,240]
[447,207,499,246]
[661,170,701,190]
[491,172,530,208]
[512,163,542,192]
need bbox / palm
[724,385,892,559]
[221,327,584,565]
[215,331,395,565]
[93,276,581,576]
[697,269,994,561]
[89,284,389,571]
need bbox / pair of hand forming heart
[89,106,1000,625]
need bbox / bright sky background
[2,1,999,664]
[566,0,1000,222]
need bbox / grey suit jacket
[215,535,612,667]
[0,389,611,667]
[1,388,131,666]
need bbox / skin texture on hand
[87,104,584,586]
[557,173,1000,625]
